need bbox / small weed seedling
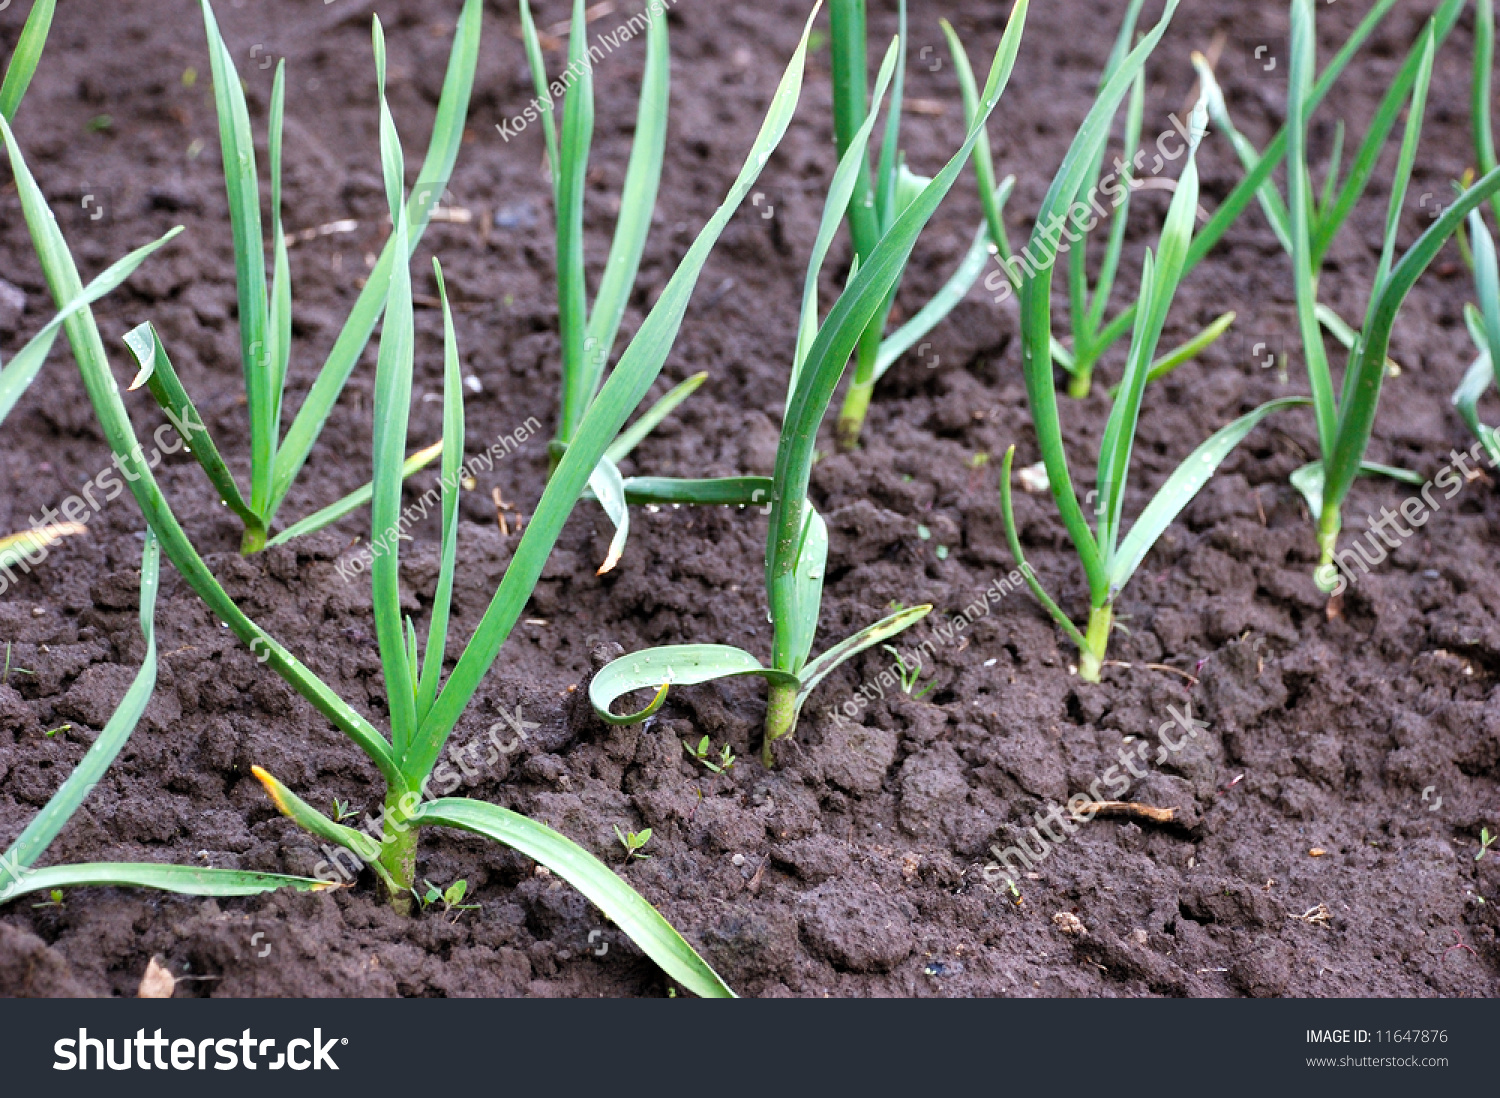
[684,735,736,775]
[31,890,64,909]
[590,5,1029,764]
[883,644,933,700]
[418,878,480,919]
[1,644,33,685]
[331,798,361,824]
[1478,828,1497,862]
[0,0,53,124]
[615,826,653,863]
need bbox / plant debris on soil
[1,0,1498,997]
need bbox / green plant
[1475,0,1500,224]
[0,0,53,123]
[1455,208,1500,468]
[589,3,1028,765]
[4,9,824,998]
[615,826,653,863]
[1477,827,1497,862]
[834,0,1032,450]
[829,0,1017,449]
[417,878,480,917]
[125,0,482,554]
[883,643,932,700]
[987,0,1233,400]
[0,532,329,908]
[1280,0,1500,590]
[331,798,361,824]
[684,735,736,774]
[517,0,719,571]
[970,0,1415,405]
[950,0,1305,680]
[1194,0,1500,590]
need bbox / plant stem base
[377,789,418,915]
[762,682,797,767]
[836,381,874,452]
[1078,604,1112,683]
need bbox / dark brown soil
[2,0,1498,998]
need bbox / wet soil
[2,0,1499,997]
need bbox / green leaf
[795,36,901,391]
[200,0,272,510]
[794,604,932,709]
[123,321,255,529]
[405,12,821,784]
[0,0,55,122]
[517,0,561,179]
[585,2,669,385]
[828,0,879,266]
[1323,166,1500,520]
[620,475,774,507]
[370,19,419,758]
[1287,0,1337,461]
[588,455,630,576]
[1,532,158,888]
[998,445,1089,651]
[416,797,735,997]
[0,863,331,906]
[781,506,828,674]
[1110,398,1308,594]
[417,260,465,722]
[0,228,181,424]
[1476,0,1500,221]
[266,59,291,440]
[250,765,392,888]
[554,0,595,440]
[590,643,798,726]
[1291,459,1427,524]
[1143,311,1236,386]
